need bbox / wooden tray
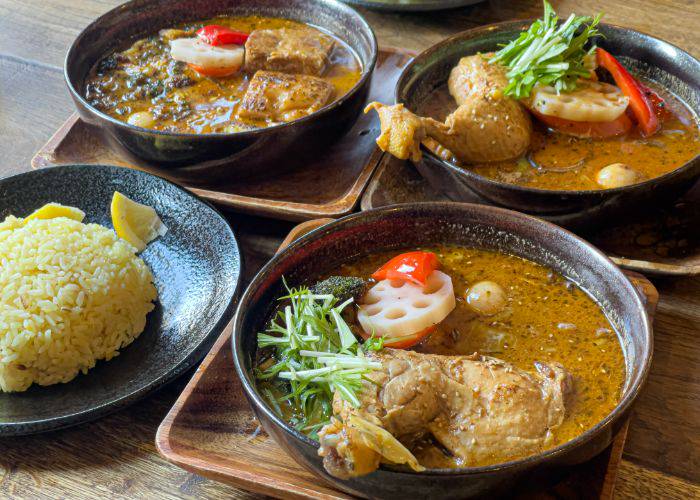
[30,48,414,222]
[362,156,700,276]
[156,218,659,500]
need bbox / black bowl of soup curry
[65,0,376,180]
[385,22,700,229]
[232,203,652,498]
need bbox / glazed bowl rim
[394,20,700,198]
[64,0,378,140]
[232,202,653,476]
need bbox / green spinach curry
[85,16,362,134]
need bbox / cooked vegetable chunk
[244,28,335,76]
[169,37,244,77]
[357,271,456,340]
[312,276,368,304]
[596,163,642,188]
[465,280,507,315]
[84,16,361,134]
[526,80,629,123]
[237,70,334,123]
[371,251,439,286]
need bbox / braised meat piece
[365,55,532,164]
[244,28,335,76]
[237,70,334,123]
[318,348,572,479]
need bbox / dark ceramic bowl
[232,203,652,499]
[65,0,377,181]
[394,22,700,229]
[341,0,482,12]
[0,164,241,435]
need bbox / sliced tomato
[187,63,238,77]
[371,251,439,286]
[530,108,634,138]
[596,48,659,136]
[196,25,249,46]
[359,326,436,349]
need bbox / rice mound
[0,215,157,392]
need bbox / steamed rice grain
[0,215,157,392]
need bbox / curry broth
[84,16,362,134]
[335,246,626,468]
[419,82,700,191]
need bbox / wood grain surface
[0,0,698,498]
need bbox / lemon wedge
[110,192,167,252]
[24,203,85,224]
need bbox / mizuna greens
[489,0,602,99]
[255,282,382,436]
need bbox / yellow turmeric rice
[0,215,157,392]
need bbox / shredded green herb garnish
[489,0,602,99]
[255,280,383,436]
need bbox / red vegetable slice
[637,81,673,121]
[596,48,659,136]
[196,25,249,46]
[371,251,439,286]
[530,108,634,138]
[359,326,436,349]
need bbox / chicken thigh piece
[365,55,532,164]
[318,348,572,479]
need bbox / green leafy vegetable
[489,0,602,99]
[311,276,368,304]
[256,281,382,435]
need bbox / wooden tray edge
[30,113,81,170]
[156,218,658,500]
[155,323,341,500]
[188,147,382,222]
[156,218,344,499]
[361,156,700,277]
[359,153,387,213]
[155,321,232,460]
[276,218,335,251]
[32,137,379,223]
[609,256,700,276]
[600,419,630,500]
[31,47,414,223]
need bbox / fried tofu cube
[244,28,335,76]
[237,70,334,123]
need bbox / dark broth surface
[258,245,626,468]
[418,82,700,191]
[84,16,362,134]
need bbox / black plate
[0,164,241,435]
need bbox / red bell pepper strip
[372,251,439,286]
[196,25,249,46]
[637,81,673,121]
[596,48,659,136]
[529,108,634,138]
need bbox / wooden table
[0,0,698,497]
